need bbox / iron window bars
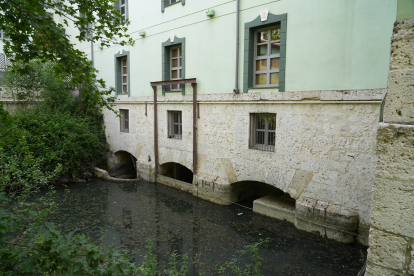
[120,109,129,133]
[170,46,182,91]
[253,25,281,88]
[249,113,276,152]
[168,111,182,139]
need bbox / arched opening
[108,151,137,179]
[232,181,295,207]
[159,162,193,184]
[232,181,296,223]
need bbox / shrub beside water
[0,61,108,182]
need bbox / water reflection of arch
[159,162,194,184]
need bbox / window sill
[248,87,279,93]
[117,93,128,95]
[165,1,182,8]
[249,147,275,153]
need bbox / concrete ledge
[157,175,193,193]
[295,197,358,243]
[253,195,295,223]
[112,89,386,104]
[93,167,138,182]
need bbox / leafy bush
[13,107,106,177]
[0,61,108,180]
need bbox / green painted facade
[2,0,401,97]
[397,0,414,19]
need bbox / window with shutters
[0,30,6,40]
[119,0,127,22]
[168,111,182,139]
[243,13,287,93]
[120,109,129,133]
[114,51,130,95]
[170,46,182,91]
[161,0,185,13]
[249,113,276,152]
[253,26,281,88]
[161,37,185,95]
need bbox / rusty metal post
[145,101,147,116]
[192,83,197,175]
[153,86,159,177]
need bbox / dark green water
[48,179,366,276]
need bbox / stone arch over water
[109,150,137,179]
[159,162,193,184]
[229,180,295,205]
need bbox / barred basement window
[168,111,182,139]
[249,113,276,152]
[120,109,129,133]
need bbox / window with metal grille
[168,111,182,139]
[249,113,276,152]
[120,109,129,133]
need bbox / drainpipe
[233,0,240,94]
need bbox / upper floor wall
[1,0,400,97]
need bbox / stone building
[69,0,403,245]
[0,0,412,251]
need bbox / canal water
[48,179,366,276]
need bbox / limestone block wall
[366,17,414,276]
[384,18,414,124]
[103,89,383,244]
[366,124,414,275]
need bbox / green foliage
[0,190,137,275]
[13,107,107,177]
[164,253,189,276]
[214,238,269,276]
[0,0,134,111]
[0,61,108,180]
[138,238,158,276]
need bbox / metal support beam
[152,86,159,178]
[191,83,198,175]
[150,78,198,180]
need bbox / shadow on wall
[108,150,137,179]
[160,162,193,184]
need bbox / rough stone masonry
[366,17,414,276]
